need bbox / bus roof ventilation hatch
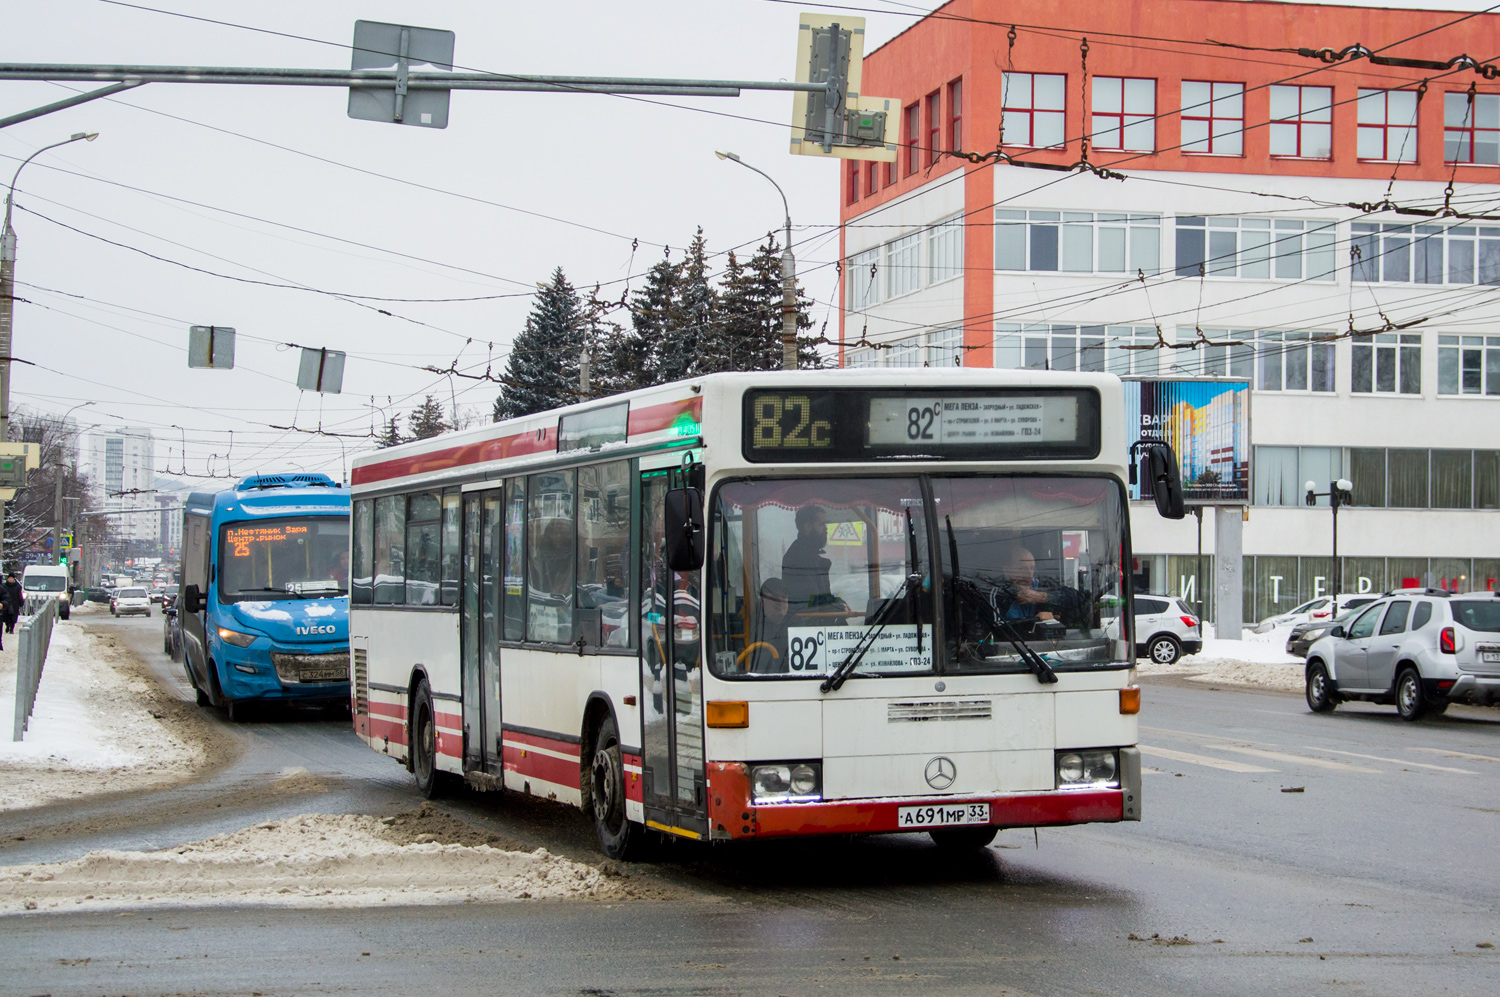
[236,472,337,491]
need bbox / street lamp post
[1306,478,1354,601]
[714,150,799,371]
[0,130,99,574]
[52,402,94,566]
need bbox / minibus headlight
[1056,750,1119,789]
[217,627,258,648]
[751,762,822,803]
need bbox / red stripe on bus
[436,709,462,730]
[503,742,580,788]
[351,426,556,485]
[623,753,644,804]
[706,762,1124,839]
[368,715,408,747]
[368,701,405,720]
[503,729,581,756]
[627,396,702,436]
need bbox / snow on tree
[377,413,404,449]
[493,267,584,420]
[406,395,449,441]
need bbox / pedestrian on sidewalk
[3,572,23,635]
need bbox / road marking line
[1316,748,1476,774]
[1211,744,1380,773]
[1413,747,1500,764]
[1139,744,1276,773]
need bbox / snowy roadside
[1136,623,1305,693]
[0,806,661,914]
[0,609,219,812]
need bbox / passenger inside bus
[742,577,790,673]
[780,505,835,613]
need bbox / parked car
[1255,594,1379,633]
[1106,595,1202,665]
[1305,591,1500,720]
[1287,606,1364,658]
[111,586,151,617]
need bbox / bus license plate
[299,666,347,683]
[896,802,991,828]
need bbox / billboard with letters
[1123,378,1250,505]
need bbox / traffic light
[59,550,69,568]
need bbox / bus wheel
[929,826,999,850]
[411,679,443,799]
[590,714,645,860]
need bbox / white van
[21,564,71,620]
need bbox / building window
[883,159,895,187]
[1357,88,1418,162]
[1002,72,1066,148]
[864,161,877,198]
[1352,221,1500,284]
[1269,85,1333,159]
[905,103,920,175]
[1444,91,1500,164]
[1175,216,1336,280]
[995,209,1160,273]
[1255,447,1343,507]
[1093,77,1155,151]
[927,90,941,164]
[928,326,964,367]
[884,232,921,299]
[1438,335,1500,394]
[859,327,962,369]
[1252,331,1336,391]
[948,78,963,150]
[926,214,963,284]
[1351,333,1422,394]
[844,346,878,369]
[993,323,1107,372]
[1181,81,1244,156]
[846,160,859,205]
[845,247,880,311]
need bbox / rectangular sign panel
[785,624,933,676]
[867,395,1079,447]
[1123,378,1250,505]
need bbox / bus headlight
[1056,750,1119,789]
[751,762,822,804]
[217,627,258,647]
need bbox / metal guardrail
[12,599,58,741]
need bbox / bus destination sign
[742,388,1099,462]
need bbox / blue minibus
[177,473,351,721]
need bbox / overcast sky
[1,0,1491,486]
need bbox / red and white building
[839,0,1500,621]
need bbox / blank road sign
[188,325,235,369]
[297,347,347,394]
[348,20,455,128]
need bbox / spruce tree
[493,267,585,419]
[407,395,449,440]
[719,234,820,371]
[582,286,636,399]
[377,414,404,448]
[622,247,678,390]
[669,227,715,381]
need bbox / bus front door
[639,471,707,836]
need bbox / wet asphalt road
[3,613,1500,995]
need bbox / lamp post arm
[4,132,95,241]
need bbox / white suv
[1304,590,1500,720]
[1130,595,1202,665]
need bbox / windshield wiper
[231,587,341,600]
[945,516,1057,685]
[822,511,922,694]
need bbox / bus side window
[374,494,405,605]
[577,461,632,649]
[404,492,442,607]
[503,479,525,640]
[351,499,373,605]
[440,491,461,607]
[527,469,577,645]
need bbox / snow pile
[0,620,200,811]
[1139,623,1304,692]
[0,811,630,914]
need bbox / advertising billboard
[1123,378,1250,505]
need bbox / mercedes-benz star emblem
[924,756,957,791]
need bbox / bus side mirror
[182,584,202,614]
[664,488,705,572]
[1145,444,1186,520]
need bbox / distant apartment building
[85,428,157,546]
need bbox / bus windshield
[709,475,1127,680]
[218,516,350,602]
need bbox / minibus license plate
[300,665,347,682]
[1483,651,1500,663]
[896,803,990,828]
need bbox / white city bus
[347,370,1183,858]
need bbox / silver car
[1126,595,1203,665]
[1304,590,1500,720]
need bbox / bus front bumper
[707,752,1141,840]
